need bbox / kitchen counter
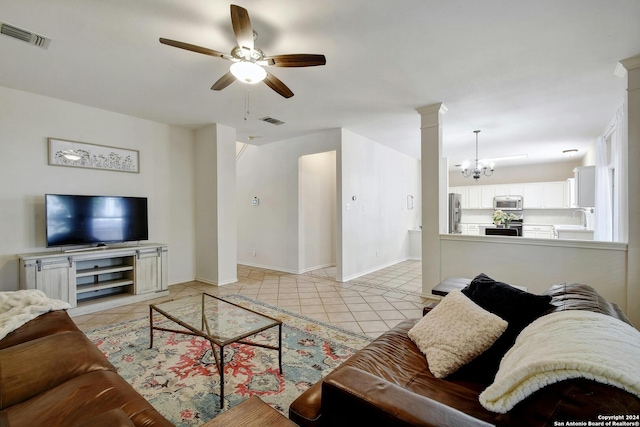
[458,221,596,240]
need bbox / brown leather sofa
[0,309,173,427]
[289,283,640,427]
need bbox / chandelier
[461,130,494,181]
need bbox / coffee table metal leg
[208,339,225,408]
[219,344,225,408]
[149,306,154,349]
[278,324,283,373]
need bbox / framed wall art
[48,138,139,173]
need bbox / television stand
[64,245,110,253]
[18,243,169,316]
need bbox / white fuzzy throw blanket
[0,290,71,341]
[480,310,640,413]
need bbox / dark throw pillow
[461,273,553,328]
[453,273,553,383]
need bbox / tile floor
[72,260,436,338]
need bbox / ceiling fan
[159,4,326,99]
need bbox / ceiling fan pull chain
[244,90,250,120]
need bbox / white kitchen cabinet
[508,184,524,197]
[523,183,543,208]
[566,178,576,207]
[467,186,481,208]
[542,182,566,208]
[493,184,523,197]
[480,186,496,208]
[522,182,566,208]
[523,225,553,239]
[574,166,595,207]
[493,185,508,197]
[453,181,566,210]
[450,186,481,209]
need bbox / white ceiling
[1,0,639,170]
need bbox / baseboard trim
[238,261,301,275]
[337,257,409,283]
[298,263,335,274]
[194,276,238,286]
[238,262,335,276]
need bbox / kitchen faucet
[572,209,588,227]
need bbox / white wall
[299,151,337,272]
[340,129,421,281]
[236,128,421,279]
[0,86,196,290]
[236,129,342,273]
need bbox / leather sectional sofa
[289,282,640,427]
[0,309,173,427]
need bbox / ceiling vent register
[259,116,285,126]
[0,21,51,49]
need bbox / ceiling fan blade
[263,72,294,98]
[159,38,232,60]
[264,54,327,67]
[211,72,236,91]
[230,4,254,54]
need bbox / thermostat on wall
[252,197,260,206]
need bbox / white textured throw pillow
[408,290,508,378]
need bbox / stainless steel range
[486,211,523,236]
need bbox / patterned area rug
[86,294,372,426]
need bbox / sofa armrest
[288,379,323,427]
[321,366,494,427]
[0,331,115,409]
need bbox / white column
[621,54,640,326]
[194,124,238,285]
[416,103,447,296]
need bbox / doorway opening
[298,151,337,274]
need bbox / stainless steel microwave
[494,195,523,211]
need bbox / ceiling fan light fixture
[160,5,325,97]
[563,149,579,158]
[230,61,266,84]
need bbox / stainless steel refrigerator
[448,193,462,234]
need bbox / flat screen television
[45,194,148,248]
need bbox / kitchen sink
[553,225,587,230]
[553,224,594,240]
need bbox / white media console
[18,243,169,316]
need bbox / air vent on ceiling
[259,116,285,126]
[0,21,51,49]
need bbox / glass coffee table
[149,293,282,407]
